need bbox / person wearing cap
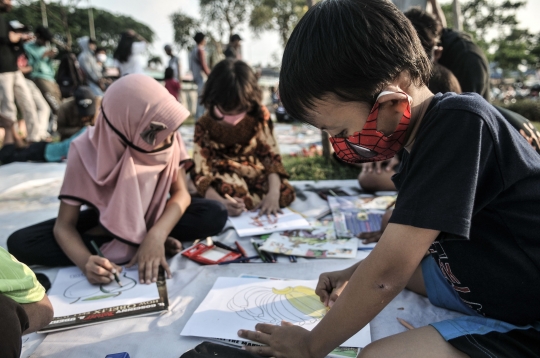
[164,44,181,82]
[24,25,62,114]
[56,86,99,140]
[189,32,211,119]
[223,34,242,60]
[0,0,40,140]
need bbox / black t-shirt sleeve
[390,107,503,239]
[0,16,9,44]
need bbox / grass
[282,155,360,181]
[533,121,540,132]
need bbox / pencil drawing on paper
[63,272,137,304]
[248,214,279,228]
[226,285,327,326]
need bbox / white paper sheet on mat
[228,208,311,237]
[181,277,371,348]
[47,266,159,317]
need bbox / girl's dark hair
[164,67,174,80]
[279,0,432,124]
[404,8,442,56]
[113,31,135,64]
[200,59,263,120]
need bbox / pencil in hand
[90,240,123,287]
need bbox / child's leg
[7,210,107,266]
[168,197,227,241]
[359,326,469,358]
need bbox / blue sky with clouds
[87,0,540,73]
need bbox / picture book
[259,221,358,259]
[228,208,311,237]
[40,266,168,332]
[181,277,371,349]
[328,195,396,237]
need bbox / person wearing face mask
[191,59,295,217]
[236,1,540,357]
[77,36,104,96]
[7,74,228,285]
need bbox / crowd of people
[1,0,540,357]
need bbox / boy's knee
[357,341,381,358]
[6,230,24,259]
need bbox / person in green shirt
[0,246,53,358]
[23,25,62,114]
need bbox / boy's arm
[241,223,439,357]
[307,223,438,355]
[198,48,211,76]
[21,295,54,334]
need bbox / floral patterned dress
[191,106,295,210]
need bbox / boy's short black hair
[35,25,53,42]
[404,7,442,57]
[164,67,174,80]
[194,32,205,44]
[279,0,431,124]
[200,59,262,119]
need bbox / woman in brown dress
[192,59,295,217]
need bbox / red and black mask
[329,91,412,164]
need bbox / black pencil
[90,240,122,287]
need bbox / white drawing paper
[259,222,358,259]
[181,277,371,348]
[228,208,311,237]
[47,266,160,317]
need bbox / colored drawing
[64,271,137,304]
[47,266,160,317]
[181,277,371,348]
[228,208,311,237]
[259,221,359,258]
[227,285,327,325]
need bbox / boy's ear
[375,92,410,136]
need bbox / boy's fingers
[138,262,146,283]
[152,260,160,282]
[95,256,114,271]
[375,161,382,174]
[144,260,153,284]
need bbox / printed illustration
[64,272,137,304]
[227,285,327,325]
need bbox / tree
[170,11,200,51]
[200,0,251,41]
[441,0,536,72]
[249,0,307,48]
[8,1,154,51]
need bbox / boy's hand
[315,268,354,307]
[238,321,313,358]
[224,196,245,217]
[127,231,172,284]
[256,190,282,217]
[85,255,122,284]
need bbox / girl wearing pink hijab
[8,74,228,284]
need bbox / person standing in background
[164,44,181,82]
[189,32,211,119]
[77,36,104,96]
[223,34,242,60]
[113,29,147,76]
[0,0,41,141]
[164,67,181,101]
[24,25,63,115]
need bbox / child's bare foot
[165,236,183,256]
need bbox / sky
[87,0,540,74]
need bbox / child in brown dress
[192,59,295,217]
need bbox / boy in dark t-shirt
[237,1,540,357]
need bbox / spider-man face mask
[329,91,412,163]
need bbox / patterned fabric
[0,247,45,304]
[192,106,295,209]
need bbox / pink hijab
[60,74,190,263]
